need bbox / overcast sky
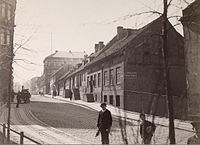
[13,0,193,84]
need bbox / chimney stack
[98,41,104,50]
[117,26,123,39]
[117,26,128,40]
[95,44,99,53]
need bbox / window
[83,73,86,81]
[79,74,82,86]
[97,73,101,87]
[104,71,109,86]
[1,3,6,18]
[0,29,5,45]
[110,69,114,85]
[109,95,113,105]
[7,5,12,20]
[6,30,10,45]
[94,94,97,102]
[104,95,107,102]
[87,76,89,87]
[116,67,121,84]
[116,95,120,107]
[94,74,96,87]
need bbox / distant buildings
[0,0,16,104]
[181,0,200,120]
[30,77,40,95]
[47,17,187,119]
[43,50,86,94]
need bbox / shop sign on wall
[125,72,137,79]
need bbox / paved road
[0,97,88,144]
[0,95,194,144]
[28,95,193,144]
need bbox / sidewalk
[45,95,193,132]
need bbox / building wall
[0,0,16,104]
[183,23,200,118]
[123,23,187,119]
[84,55,125,108]
[44,57,83,94]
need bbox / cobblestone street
[26,95,193,144]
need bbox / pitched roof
[43,51,86,62]
[51,63,73,79]
[84,17,163,68]
[181,0,200,34]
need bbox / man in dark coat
[139,113,156,144]
[69,90,72,101]
[187,121,200,144]
[97,103,112,144]
[16,91,21,108]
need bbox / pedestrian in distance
[187,121,200,144]
[96,103,112,144]
[16,91,21,108]
[139,113,156,144]
[69,90,72,101]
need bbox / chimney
[117,26,128,40]
[84,54,88,60]
[95,44,99,53]
[98,41,104,50]
[117,26,124,40]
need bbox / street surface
[0,95,194,144]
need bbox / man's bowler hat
[100,103,107,107]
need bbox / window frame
[104,95,107,102]
[109,69,114,85]
[104,70,109,86]
[109,95,113,105]
[116,67,121,85]
[97,73,101,87]
[94,74,96,88]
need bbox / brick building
[60,17,187,119]
[0,0,16,104]
[43,50,86,94]
[181,0,200,120]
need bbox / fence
[0,123,42,144]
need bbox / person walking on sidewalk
[187,121,200,144]
[69,89,72,101]
[139,113,156,144]
[96,103,112,144]
[16,91,21,108]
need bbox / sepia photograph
[0,0,199,144]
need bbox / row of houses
[34,0,200,119]
[42,16,188,119]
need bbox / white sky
[13,0,193,84]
